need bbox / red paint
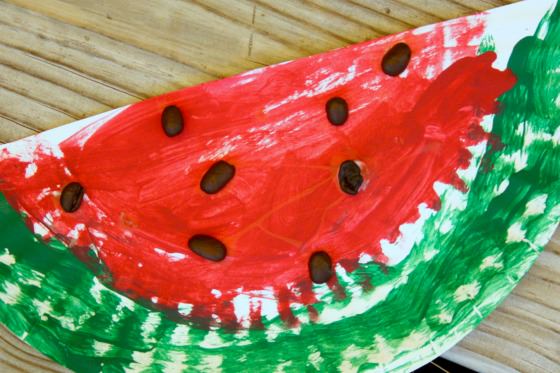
[0,17,516,328]
[360,277,374,293]
[307,305,319,323]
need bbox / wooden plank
[0,1,558,372]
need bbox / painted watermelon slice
[0,0,559,371]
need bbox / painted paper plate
[0,0,559,372]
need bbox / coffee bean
[309,251,333,284]
[326,97,349,126]
[381,42,411,77]
[60,182,84,213]
[161,105,184,137]
[188,235,227,262]
[338,160,363,195]
[200,161,235,194]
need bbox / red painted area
[0,16,516,327]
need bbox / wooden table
[0,0,558,372]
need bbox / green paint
[0,3,559,372]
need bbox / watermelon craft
[0,0,559,371]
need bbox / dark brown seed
[309,251,333,284]
[161,105,184,137]
[338,160,363,195]
[188,235,227,262]
[200,161,235,194]
[60,182,84,213]
[326,97,349,126]
[381,42,411,77]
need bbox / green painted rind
[0,3,559,372]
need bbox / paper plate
[0,0,558,371]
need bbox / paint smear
[0,17,517,327]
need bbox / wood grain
[0,0,558,372]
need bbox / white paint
[424,65,436,79]
[232,293,251,327]
[126,350,155,372]
[154,247,186,262]
[93,340,112,356]
[338,360,356,373]
[233,329,250,345]
[44,211,58,226]
[229,287,279,326]
[480,114,494,133]
[36,187,52,201]
[437,312,453,324]
[341,336,395,368]
[114,293,136,313]
[254,288,279,321]
[433,182,468,211]
[358,253,373,264]
[0,249,15,266]
[89,277,106,303]
[32,299,53,321]
[308,351,324,370]
[33,222,50,238]
[485,0,552,69]
[335,264,354,286]
[412,23,436,35]
[200,355,223,373]
[480,254,504,270]
[89,228,108,240]
[517,122,558,146]
[318,272,410,324]
[0,282,20,305]
[524,194,548,217]
[141,312,161,343]
[265,323,284,342]
[68,223,86,240]
[20,270,43,287]
[423,248,439,261]
[506,222,526,243]
[401,331,429,350]
[197,134,242,162]
[454,281,480,302]
[233,76,258,86]
[494,179,510,196]
[501,149,529,172]
[56,314,80,331]
[24,163,37,178]
[442,49,454,70]
[381,203,436,266]
[553,126,560,145]
[263,64,359,113]
[163,351,189,373]
[443,25,458,47]
[360,76,381,91]
[438,219,454,234]
[0,106,128,168]
[457,141,488,183]
[177,302,193,316]
[170,324,191,346]
[200,330,231,349]
[274,361,292,373]
[256,137,277,149]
